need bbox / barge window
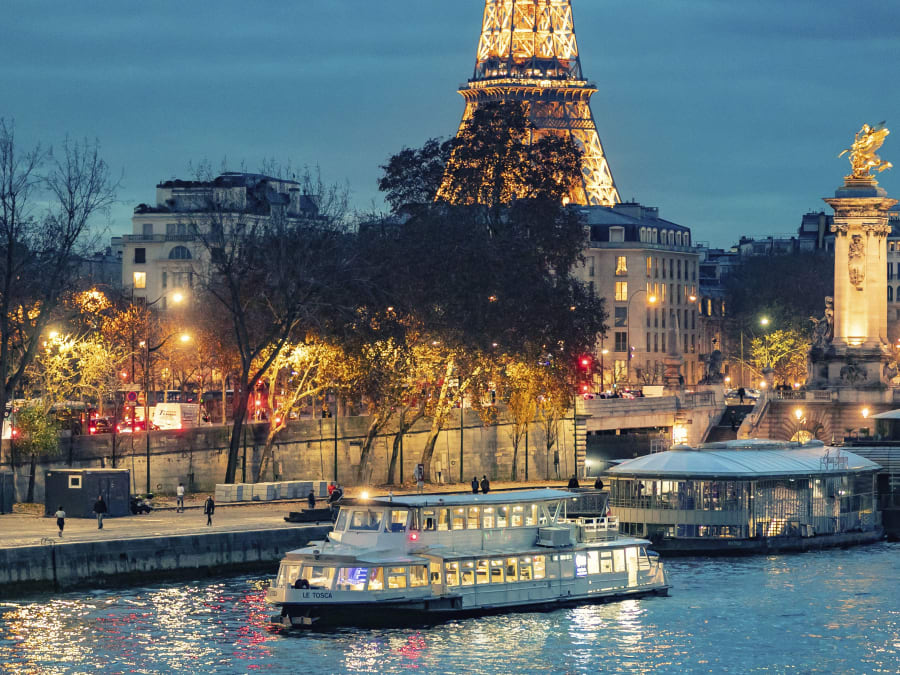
[575,553,588,578]
[490,559,504,583]
[445,562,460,586]
[511,505,525,527]
[497,506,509,527]
[475,560,490,584]
[349,510,383,531]
[334,510,348,531]
[524,504,537,526]
[481,506,496,529]
[367,568,384,591]
[613,549,626,573]
[467,506,480,529]
[437,508,450,531]
[587,550,600,575]
[387,567,408,589]
[300,565,336,589]
[461,561,476,586]
[410,565,428,587]
[430,562,442,584]
[451,508,466,530]
[505,557,518,581]
[519,557,533,580]
[335,567,368,591]
[601,551,613,574]
[422,509,437,531]
[534,555,547,580]
[387,509,409,532]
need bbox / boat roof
[871,409,900,420]
[607,444,880,479]
[361,488,574,508]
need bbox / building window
[68,475,81,489]
[610,227,625,243]
[692,334,696,353]
[685,233,690,247]
[647,334,651,352]
[677,259,682,279]
[614,360,627,382]
[889,263,894,280]
[169,245,192,260]
[142,223,153,236]
[677,284,682,304]
[134,248,146,264]
[654,333,659,352]
[661,334,666,352]
[654,308,659,328]
[133,272,146,289]
[692,310,696,330]
[615,282,628,302]
[162,271,167,289]
[646,256,652,277]
[615,306,628,327]
[614,332,627,352]
[890,285,894,302]
[615,256,627,275]
[588,281,595,297]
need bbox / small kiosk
[44,468,130,518]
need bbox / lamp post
[626,290,657,384]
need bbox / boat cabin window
[575,553,588,578]
[557,554,572,579]
[299,564,336,589]
[475,560,490,584]
[451,508,466,530]
[348,509,384,532]
[410,565,428,587]
[467,506,480,529]
[278,563,302,587]
[533,555,547,579]
[613,549,626,573]
[587,550,600,575]
[490,559,504,583]
[461,560,476,585]
[601,551,613,574]
[511,504,537,527]
[430,562,442,584]
[445,561,460,586]
[387,509,409,533]
[334,510,348,532]
[497,506,509,528]
[367,567,384,591]
[422,508,437,531]
[519,556,533,580]
[505,557,518,581]
[437,508,450,530]
[335,567,368,591]
[481,506,496,529]
[387,567,408,589]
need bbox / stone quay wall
[1,411,577,503]
[0,525,331,597]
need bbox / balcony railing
[122,234,197,242]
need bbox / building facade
[122,173,316,306]
[574,203,702,387]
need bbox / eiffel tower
[452,0,620,206]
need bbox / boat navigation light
[409,532,419,541]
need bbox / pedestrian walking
[471,476,479,494]
[93,495,107,530]
[204,496,215,526]
[307,490,316,510]
[176,482,185,513]
[54,505,66,537]
[738,387,746,404]
[480,475,490,494]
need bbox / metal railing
[561,516,619,542]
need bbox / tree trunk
[356,410,393,483]
[387,406,424,485]
[510,438,519,481]
[419,361,455,481]
[255,424,282,483]
[225,383,251,484]
[25,452,36,503]
[220,374,227,425]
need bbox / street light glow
[172,292,184,303]
[760,317,770,326]
[794,408,803,420]
[648,295,657,304]
[862,408,870,418]
[180,333,191,343]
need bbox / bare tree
[0,120,116,469]
[184,166,363,484]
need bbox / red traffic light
[579,356,592,370]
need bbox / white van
[153,403,203,430]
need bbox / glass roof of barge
[607,445,880,479]
[367,489,574,508]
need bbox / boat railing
[561,516,619,542]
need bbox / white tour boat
[266,488,670,627]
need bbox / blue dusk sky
[2,0,898,247]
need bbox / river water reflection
[1,542,898,674]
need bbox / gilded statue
[839,122,893,180]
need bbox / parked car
[88,417,113,434]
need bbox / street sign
[126,391,138,402]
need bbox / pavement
[0,480,572,549]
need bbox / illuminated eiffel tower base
[454,0,620,206]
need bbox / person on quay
[480,475,490,494]
[204,495,215,526]
[176,482,185,513]
[93,495,108,529]
[594,476,604,491]
[54,505,66,537]
[471,476,479,494]
[327,482,336,496]
[738,387,746,404]
[307,490,316,510]
[567,475,580,489]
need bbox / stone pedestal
[811,177,898,388]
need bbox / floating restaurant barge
[266,489,669,628]
[606,440,884,555]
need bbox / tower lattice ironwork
[453,0,620,206]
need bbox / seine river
[1,542,898,674]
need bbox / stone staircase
[704,404,755,443]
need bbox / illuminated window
[133,272,146,289]
[615,281,628,302]
[646,256,652,276]
[615,256,627,275]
